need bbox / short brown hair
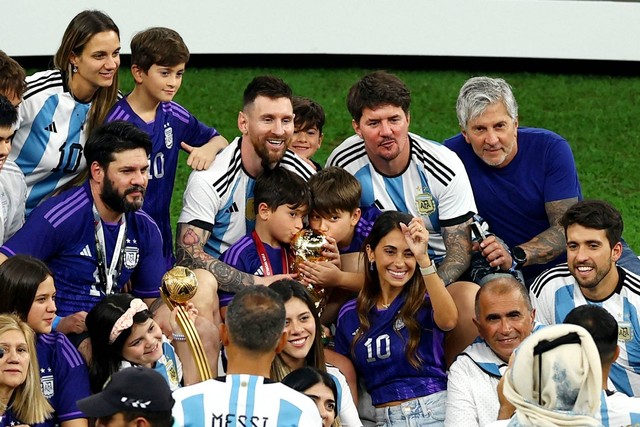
[0,50,26,102]
[131,27,190,73]
[308,167,361,216]
[346,71,411,123]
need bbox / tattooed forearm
[175,223,256,293]
[520,198,577,265]
[439,219,473,285]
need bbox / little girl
[86,293,199,393]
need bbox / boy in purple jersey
[290,96,325,171]
[105,27,227,270]
[219,167,309,309]
[299,167,382,326]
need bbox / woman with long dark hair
[10,10,121,212]
[283,366,340,427]
[335,211,458,426]
[270,279,361,427]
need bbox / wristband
[172,333,187,342]
[52,315,61,331]
[51,316,62,331]
[419,263,437,276]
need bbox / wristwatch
[511,246,527,269]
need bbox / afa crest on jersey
[41,374,54,398]
[124,246,140,269]
[394,317,405,331]
[164,124,174,149]
[415,188,435,216]
[619,322,633,342]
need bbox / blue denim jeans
[618,238,640,275]
[374,391,446,427]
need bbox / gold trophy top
[161,266,198,304]
[290,229,328,271]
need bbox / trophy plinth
[291,229,329,313]
[160,266,212,381]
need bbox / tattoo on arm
[175,223,255,293]
[438,219,473,285]
[520,197,578,265]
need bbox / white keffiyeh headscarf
[502,324,603,427]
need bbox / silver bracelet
[419,263,437,276]
[172,333,187,342]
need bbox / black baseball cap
[77,367,174,417]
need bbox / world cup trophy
[290,229,329,314]
[160,266,212,381]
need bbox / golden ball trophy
[290,229,329,314]
[160,266,212,381]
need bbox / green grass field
[116,68,640,250]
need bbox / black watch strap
[512,246,527,268]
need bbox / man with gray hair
[444,76,581,285]
[171,286,322,426]
[445,276,540,426]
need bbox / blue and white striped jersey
[178,137,315,258]
[171,374,322,427]
[326,132,476,262]
[599,390,640,427]
[11,70,90,213]
[531,264,640,396]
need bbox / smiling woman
[269,279,362,427]
[0,314,52,425]
[334,211,458,427]
[10,10,121,213]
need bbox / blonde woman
[0,314,53,426]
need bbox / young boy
[105,27,228,269]
[0,96,27,244]
[290,96,324,171]
[298,166,381,293]
[220,167,310,307]
[0,50,27,107]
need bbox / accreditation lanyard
[93,204,127,295]
[251,231,290,276]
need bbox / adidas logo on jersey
[80,245,92,257]
[44,122,58,133]
[226,202,239,214]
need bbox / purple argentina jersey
[0,181,165,316]
[106,98,219,268]
[340,206,382,254]
[219,234,289,307]
[37,332,91,425]
[334,291,447,406]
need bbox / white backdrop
[4,0,639,61]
